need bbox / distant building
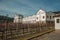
[22,9,55,23]
[46,12,55,23]
[14,14,23,23]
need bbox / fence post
[10,29,13,40]
[1,29,4,40]
[28,24,30,34]
[23,24,24,35]
[4,22,7,40]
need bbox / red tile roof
[54,14,60,17]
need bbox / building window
[53,16,54,18]
[18,17,20,19]
[47,16,49,18]
[50,16,51,19]
[37,17,38,20]
[43,16,45,19]
[56,19,60,23]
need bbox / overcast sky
[0,0,60,17]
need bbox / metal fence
[0,22,55,40]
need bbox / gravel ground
[31,29,60,40]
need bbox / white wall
[14,15,22,23]
[55,17,60,29]
[22,15,36,23]
[14,15,19,23]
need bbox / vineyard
[0,21,55,40]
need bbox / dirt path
[31,29,60,40]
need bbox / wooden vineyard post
[16,23,18,32]
[1,29,4,40]
[28,23,30,34]
[22,24,24,35]
[4,21,7,40]
[10,28,13,40]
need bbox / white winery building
[22,9,55,23]
[13,9,55,23]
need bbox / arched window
[37,17,38,20]
[43,16,45,19]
